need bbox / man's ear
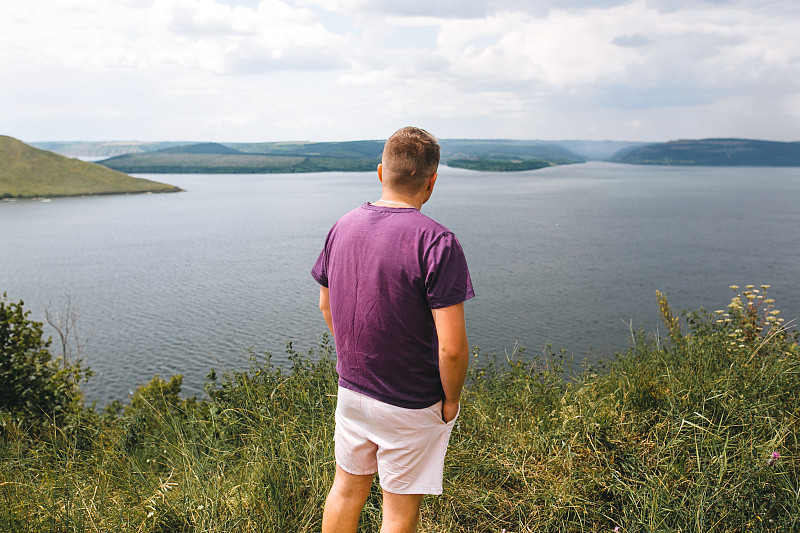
[377,163,383,183]
[422,172,438,204]
[427,172,438,192]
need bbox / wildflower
[614,527,620,532]
[767,451,780,466]
[730,285,739,290]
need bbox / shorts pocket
[426,401,459,426]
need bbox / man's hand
[442,399,460,424]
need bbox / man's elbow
[439,342,469,363]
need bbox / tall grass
[1,287,798,532]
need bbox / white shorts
[334,386,459,495]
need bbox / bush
[0,293,91,421]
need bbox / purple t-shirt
[312,203,474,408]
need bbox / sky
[1,0,799,143]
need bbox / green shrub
[0,293,91,422]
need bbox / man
[311,126,474,532]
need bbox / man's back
[312,202,473,409]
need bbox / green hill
[609,138,800,166]
[0,136,182,198]
[156,142,244,155]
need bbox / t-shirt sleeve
[424,232,475,309]
[312,223,338,287]
[311,248,328,287]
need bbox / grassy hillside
[0,136,181,198]
[609,138,800,166]
[1,285,798,531]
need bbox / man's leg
[380,491,424,533]
[322,465,374,533]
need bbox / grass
[1,286,798,532]
[0,136,182,198]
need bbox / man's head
[380,127,440,195]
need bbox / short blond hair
[381,127,440,194]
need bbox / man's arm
[431,302,469,423]
[319,286,334,336]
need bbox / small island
[447,158,554,172]
[0,136,182,199]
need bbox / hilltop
[609,138,800,166]
[0,136,182,198]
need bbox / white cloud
[0,0,348,75]
[0,0,798,142]
[298,0,491,18]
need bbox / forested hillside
[609,138,800,166]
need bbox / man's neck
[373,197,420,209]
[373,190,424,210]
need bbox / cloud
[298,0,491,18]
[0,0,349,75]
[1,0,798,142]
[612,34,651,47]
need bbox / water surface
[1,163,798,403]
